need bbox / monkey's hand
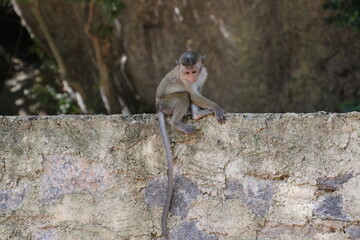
[214,106,226,124]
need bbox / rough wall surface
[0,113,360,240]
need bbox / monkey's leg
[191,103,213,120]
[157,92,193,134]
[169,93,193,134]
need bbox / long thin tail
[157,111,174,239]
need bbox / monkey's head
[178,51,204,83]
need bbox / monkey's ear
[175,60,180,65]
[201,55,206,64]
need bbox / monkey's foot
[174,122,194,135]
[193,109,213,120]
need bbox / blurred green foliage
[0,0,124,114]
[28,38,78,114]
[0,0,10,5]
[31,83,78,114]
[323,0,360,112]
[71,0,125,20]
[1,0,125,20]
[323,0,360,32]
[96,0,125,20]
[0,0,28,4]
[338,99,360,112]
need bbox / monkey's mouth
[183,74,199,82]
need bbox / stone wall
[0,113,360,239]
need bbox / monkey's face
[181,61,202,83]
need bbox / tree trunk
[12,0,139,114]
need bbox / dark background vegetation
[0,0,360,115]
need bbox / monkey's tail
[157,111,174,240]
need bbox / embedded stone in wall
[317,172,353,191]
[225,176,275,217]
[0,181,29,211]
[144,174,201,218]
[314,195,350,221]
[171,175,201,218]
[170,221,218,240]
[346,225,360,239]
[40,154,117,201]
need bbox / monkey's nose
[189,75,197,82]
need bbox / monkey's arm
[189,93,226,124]
[156,66,183,99]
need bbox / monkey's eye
[184,72,191,75]
[192,71,197,74]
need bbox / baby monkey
[156,50,226,239]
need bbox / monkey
[155,50,226,239]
